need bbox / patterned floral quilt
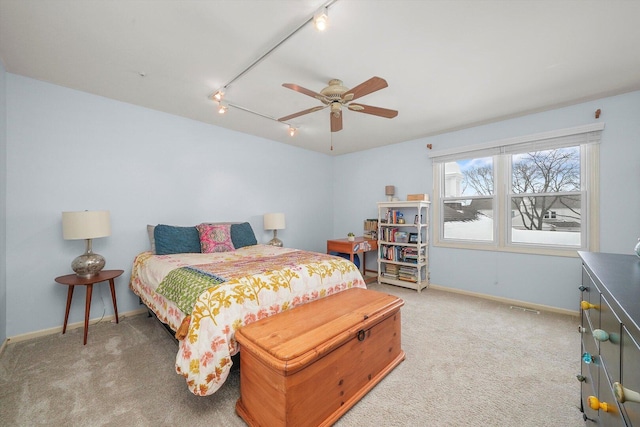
[129,245,366,396]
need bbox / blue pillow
[230,222,257,248]
[154,224,201,255]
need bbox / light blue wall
[5,74,334,337]
[334,91,640,311]
[0,61,7,344]
[4,71,640,339]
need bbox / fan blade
[330,112,343,132]
[278,106,326,122]
[343,77,388,101]
[348,103,398,118]
[282,83,328,102]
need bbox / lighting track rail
[220,0,338,92]
[209,0,339,133]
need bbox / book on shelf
[383,263,399,279]
[364,219,378,231]
[363,219,378,240]
[381,227,400,243]
[379,245,426,263]
[398,266,418,282]
[383,209,405,225]
[400,247,425,263]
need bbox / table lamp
[62,210,111,278]
[264,213,285,247]
[385,185,395,201]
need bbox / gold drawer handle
[588,396,609,412]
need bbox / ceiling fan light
[314,7,328,31]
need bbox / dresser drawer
[582,266,601,303]
[582,379,600,424]
[620,326,640,426]
[582,312,601,391]
[582,266,601,329]
[582,338,600,402]
[596,364,625,427]
[598,295,622,383]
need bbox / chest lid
[236,288,403,370]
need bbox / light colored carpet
[0,283,583,426]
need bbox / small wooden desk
[326,237,378,283]
[55,269,123,345]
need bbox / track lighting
[288,127,297,137]
[217,102,228,114]
[314,7,328,31]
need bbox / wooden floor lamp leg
[84,284,93,345]
[109,279,119,324]
[63,285,74,334]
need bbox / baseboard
[4,307,148,345]
[428,283,579,317]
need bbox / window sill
[432,240,581,258]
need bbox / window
[430,124,603,256]
[442,157,494,242]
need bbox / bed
[129,222,366,396]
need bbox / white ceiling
[2,0,640,156]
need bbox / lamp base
[266,229,283,247]
[267,237,283,247]
[71,252,105,278]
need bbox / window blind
[428,123,604,163]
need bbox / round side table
[55,269,124,345]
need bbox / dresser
[578,252,640,426]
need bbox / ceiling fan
[278,76,398,132]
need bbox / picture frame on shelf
[408,233,418,244]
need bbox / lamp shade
[62,210,111,240]
[264,213,285,230]
[385,185,395,196]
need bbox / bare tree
[462,165,493,195]
[462,148,580,230]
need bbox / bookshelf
[377,200,430,292]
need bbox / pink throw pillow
[196,223,235,253]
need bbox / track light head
[212,89,225,102]
[314,7,328,31]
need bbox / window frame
[430,124,602,257]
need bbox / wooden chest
[235,288,405,427]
